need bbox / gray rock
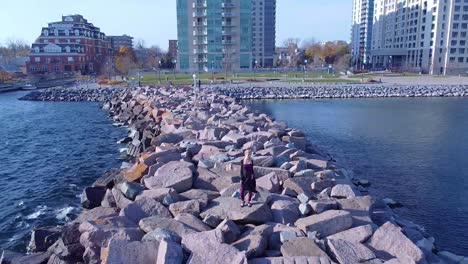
[279,231,297,243]
[311,179,335,192]
[256,172,281,193]
[367,221,426,263]
[202,214,223,228]
[327,239,378,264]
[101,189,117,208]
[156,240,184,264]
[179,189,220,208]
[331,184,359,199]
[337,196,374,227]
[81,186,106,209]
[144,161,194,193]
[101,239,160,264]
[119,197,172,223]
[28,227,61,252]
[200,197,272,224]
[111,188,132,209]
[174,213,211,232]
[283,177,316,197]
[216,219,241,244]
[169,200,200,216]
[4,252,51,264]
[72,207,117,224]
[280,162,293,170]
[139,216,197,238]
[326,224,374,243]
[305,159,328,170]
[136,188,180,204]
[280,237,328,257]
[116,182,144,200]
[295,210,353,238]
[254,167,291,182]
[252,156,275,167]
[182,229,247,264]
[294,169,315,177]
[297,193,310,203]
[232,234,268,259]
[298,203,312,216]
[270,200,300,225]
[249,256,334,264]
[141,228,181,243]
[309,199,338,214]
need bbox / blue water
[0,91,126,252]
[247,98,468,256]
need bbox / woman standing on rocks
[240,149,256,207]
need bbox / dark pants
[240,185,253,202]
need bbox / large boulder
[28,227,61,252]
[327,239,378,264]
[309,199,338,214]
[123,161,148,182]
[139,216,197,238]
[141,228,181,243]
[326,224,374,243]
[81,186,106,209]
[72,207,117,224]
[182,229,247,264]
[270,200,300,225]
[216,219,241,244]
[111,188,132,209]
[256,172,281,193]
[156,240,184,264]
[295,210,353,238]
[337,196,374,227]
[283,177,317,197]
[249,256,334,264]
[232,234,268,259]
[174,213,211,232]
[101,239,160,264]
[169,200,200,216]
[200,197,272,224]
[101,189,117,208]
[280,237,328,257]
[119,197,172,223]
[179,189,220,208]
[254,167,291,182]
[116,182,144,200]
[221,133,249,148]
[367,221,426,263]
[144,161,194,193]
[136,188,180,205]
[330,184,359,199]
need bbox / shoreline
[2,85,467,264]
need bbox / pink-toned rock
[119,198,172,223]
[200,197,272,224]
[144,161,194,193]
[295,210,353,238]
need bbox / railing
[222,3,235,8]
[193,49,208,54]
[192,2,207,8]
[222,12,235,17]
[222,30,237,35]
[193,40,208,45]
[193,21,207,27]
[193,11,207,17]
[222,21,234,26]
[193,30,208,36]
[222,40,236,45]
[194,58,208,63]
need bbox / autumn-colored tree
[0,39,30,63]
[0,69,10,82]
[115,46,137,77]
[303,40,350,67]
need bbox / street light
[173,59,177,80]
[211,59,214,81]
[304,59,308,79]
[158,60,162,84]
[138,71,142,87]
[254,60,258,80]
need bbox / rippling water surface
[247,97,468,256]
[0,91,126,252]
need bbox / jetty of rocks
[210,83,468,99]
[19,86,124,102]
[4,85,467,264]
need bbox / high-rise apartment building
[351,0,374,69]
[353,0,468,75]
[252,0,276,68]
[108,35,134,52]
[176,0,252,72]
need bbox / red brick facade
[27,15,112,76]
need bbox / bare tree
[283,38,300,68]
[134,39,146,50]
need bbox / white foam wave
[25,205,47,220]
[56,206,75,221]
[119,148,128,153]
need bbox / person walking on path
[240,149,256,207]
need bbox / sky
[0,0,352,49]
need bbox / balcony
[193,30,208,36]
[222,40,236,45]
[193,21,207,27]
[222,49,236,54]
[222,12,235,18]
[193,11,207,17]
[222,3,235,8]
[193,40,208,45]
[222,21,234,27]
[192,2,206,8]
[222,30,237,35]
[194,58,208,63]
[193,49,208,54]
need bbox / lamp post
[254,60,258,80]
[158,60,162,84]
[173,59,177,80]
[211,59,214,81]
[138,71,142,87]
[304,59,308,80]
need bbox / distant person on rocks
[240,149,256,207]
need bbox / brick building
[109,35,134,52]
[168,39,178,58]
[27,15,112,76]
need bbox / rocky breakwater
[211,84,468,99]
[19,86,124,102]
[3,86,467,264]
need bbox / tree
[283,38,300,68]
[115,46,137,77]
[134,39,146,50]
[303,40,350,66]
[0,39,30,63]
[0,69,10,82]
